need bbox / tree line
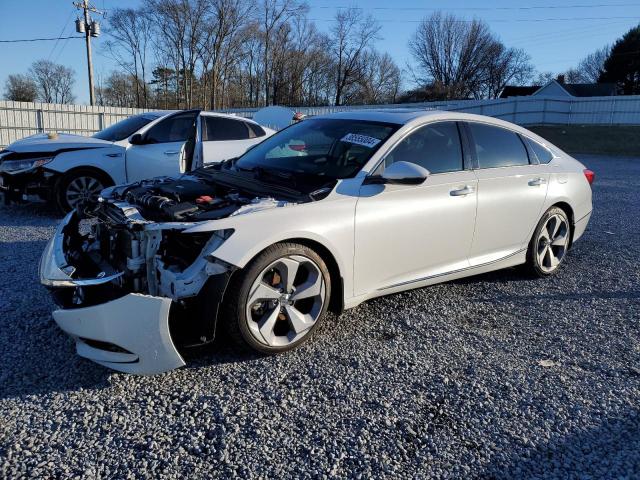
[4,2,640,108]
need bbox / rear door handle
[528,177,547,186]
[164,150,180,155]
[450,185,475,196]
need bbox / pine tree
[599,25,640,95]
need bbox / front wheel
[56,169,112,213]
[526,206,571,277]
[221,242,331,353]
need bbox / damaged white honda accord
[39,110,594,374]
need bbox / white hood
[4,133,114,154]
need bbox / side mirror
[179,145,188,174]
[364,161,429,185]
[129,133,144,145]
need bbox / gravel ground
[0,154,639,479]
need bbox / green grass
[528,125,640,157]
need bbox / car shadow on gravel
[0,361,113,401]
[0,202,62,226]
[485,409,640,478]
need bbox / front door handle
[528,177,547,186]
[164,150,180,155]
[450,185,475,196]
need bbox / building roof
[560,83,617,97]
[501,80,618,98]
[500,86,541,98]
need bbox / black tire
[55,168,113,213]
[525,206,571,278]
[221,242,331,354]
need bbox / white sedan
[0,110,274,211]
[39,110,593,374]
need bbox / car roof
[141,110,177,119]
[313,109,443,125]
[312,109,543,138]
[140,109,261,125]
[200,110,260,125]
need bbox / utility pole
[74,1,104,106]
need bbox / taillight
[583,169,595,186]
[289,143,306,152]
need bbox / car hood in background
[4,133,114,154]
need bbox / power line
[0,36,82,43]
[312,2,640,11]
[509,21,629,46]
[48,10,76,61]
[308,15,639,23]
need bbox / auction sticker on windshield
[340,133,382,148]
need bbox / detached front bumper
[53,294,185,375]
[39,212,186,375]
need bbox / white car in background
[39,110,594,374]
[0,110,274,211]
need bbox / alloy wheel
[245,255,326,347]
[65,175,105,209]
[536,213,570,273]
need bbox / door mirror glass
[129,133,144,145]
[365,161,429,185]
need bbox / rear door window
[467,123,530,169]
[203,116,251,141]
[247,122,266,138]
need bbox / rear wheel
[526,206,571,277]
[56,169,112,213]
[222,242,331,353]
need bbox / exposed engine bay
[97,165,334,223]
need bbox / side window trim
[458,122,478,170]
[520,134,540,165]
[463,121,532,170]
[378,121,466,176]
[523,136,555,164]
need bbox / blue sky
[1,0,639,104]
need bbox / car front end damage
[39,205,236,374]
[0,150,58,203]
[39,168,321,374]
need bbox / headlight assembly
[0,156,53,173]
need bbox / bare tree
[29,60,75,104]
[104,8,154,107]
[408,12,531,99]
[146,0,210,108]
[3,74,38,102]
[199,0,251,109]
[482,46,533,99]
[534,71,556,85]
[578,46,610,83]
[330,7,380,106]
[564,67,586,83]
[96,71,139,107]
[258,0,306,106]
[349,51,401,104]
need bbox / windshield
[234,118,398,179]
[93,114,157,142]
